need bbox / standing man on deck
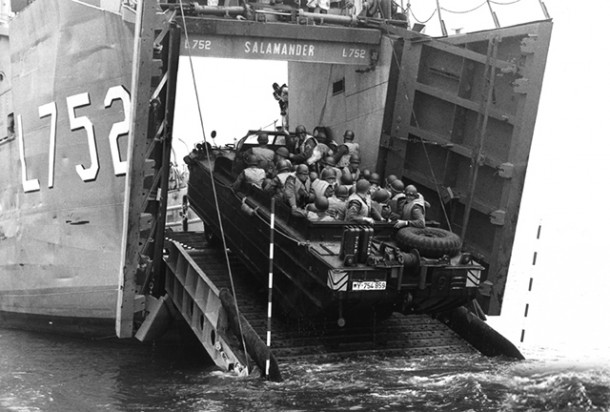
[334,129,360,168]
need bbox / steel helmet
[390,179,405,193]
[385,174,398,186]
[322,156,336,167]
[257,133,269,145]
[276,159,292,173]
[369,172,380,184]
[309,171,318,181]
[372,188,391,203]
[295,125,307,135]
[320,167,336,181]
[314,196,329,211]
[343,130,355,141]
[341,172,354,185]
[349,154,361,164]
[335,185,349,198]
[362,169,372,180]
[275,147,290,158]
[355,178,371,194]
[295,164,309,175]
[245,153,259,166]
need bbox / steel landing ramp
[163,232,476,380]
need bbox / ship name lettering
[244,41,315,57]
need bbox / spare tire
[396,227,462,258]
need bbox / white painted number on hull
[67,93,99,182]
[17,115,40,193]
[105,85,130,176]
[18,86,131,192]
[39,102,57,188]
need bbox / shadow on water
[1,328,609,412]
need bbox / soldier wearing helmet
[345,179,380,224]
[384,174,398,190]
[328,185,348,220]
[265,159,294,197]
[333,129,360,168]
[394,184,426,229]
[232,153,266,192]
[387,178,406,220]
[369,172,381,194]
[284,164,314,216]
[290,125,318,165]
[321,156,342,186]
[343,153,361,182]
[306,196,334,222]
[306,127,335,171]
[371,188,392,221]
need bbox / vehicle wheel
[203,220,221,248]
[395,227,462,258]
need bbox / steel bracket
[490,210,506,226]
[497,162,514,179]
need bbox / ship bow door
[379,21,552,315]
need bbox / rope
[440,1,487,14]
[490,0,521,5]
[177,0,249,372]
[409,6,437,24]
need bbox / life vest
[328,196,346,220]
[306,142,332,166]
[388,193,406,215]
[311,179,330,198]
[337,142,360,168]
[299,135,317,156]
[276,171,293,187]
[252,147,275,167]
[243,167,266,188]
[402,194,426,219]
[346,193,371,219]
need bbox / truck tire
[396,227,462,258]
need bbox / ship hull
[0,1,134,335]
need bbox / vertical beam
[151,22,182,296]
[116,1,158,338]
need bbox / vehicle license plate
[352,281,386,291]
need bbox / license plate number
[352,281,386,291]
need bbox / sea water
[0,328,609,412]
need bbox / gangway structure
[115,1,551,380]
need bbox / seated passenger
[265,159,293,197]
[232,153,266,191]
[342,153,361,182]
[393,184,426,229]
[384,174,398,190]
[344,179,378,225]
[339,171,355,195]
[371,188,391,221]
[328,185,348,220]
[307,197,334,222]
[320,156,342,186]
[306,128,333,172]
[334,129,360,168]
[387,179,406,221]
[290,125,317,165]
[284,164,315,215]
[369,172,381,194]
[250,133,275,172]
